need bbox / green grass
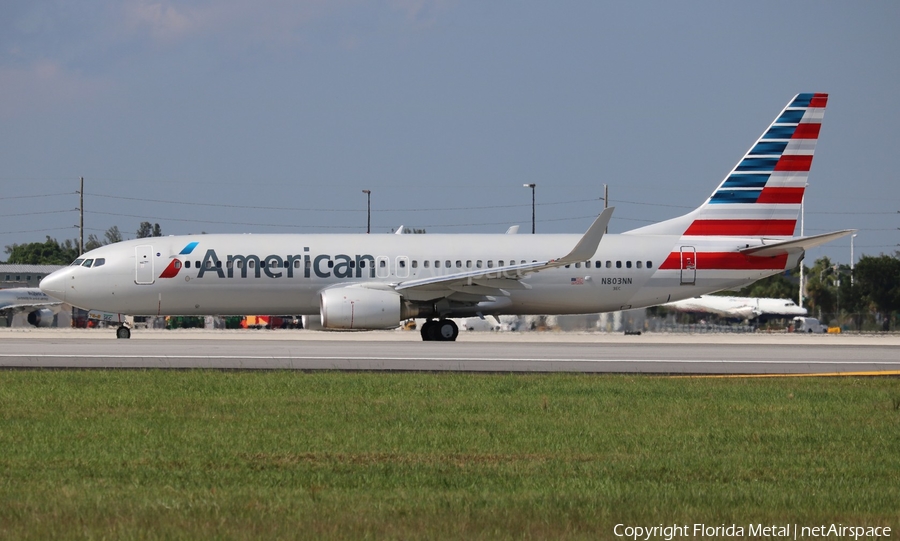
[1,371,898,540]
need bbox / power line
[0,192,74,201]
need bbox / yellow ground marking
[674,371,900,379]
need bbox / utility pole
[523,183,536,234]
[362,190,371,234]
[603,184,609,234]
[78,177,84,255]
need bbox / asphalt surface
[2,328,899,375]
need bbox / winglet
[553,207,614,265]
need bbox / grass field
[1,371,898,540]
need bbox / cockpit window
[82,259,94,267]
[72,259,84,266]
[94,258,106,267]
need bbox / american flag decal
[571,277,584,285]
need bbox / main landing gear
[420,319,459,342]
[116,326,131,339]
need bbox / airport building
[0,264,63,289]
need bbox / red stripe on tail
[792,123,821,139]
[756,187,805,204]
[774,155,812,172]
[684,220,796,236]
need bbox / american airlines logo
[160,243,378,280]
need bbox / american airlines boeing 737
[40,93,852,341]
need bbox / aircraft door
[680,246,696,285]
[396,256,409,278]
[135,245,155,285]
[375,256,390,279]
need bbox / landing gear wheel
[435,319,459,341]
[116,326,131,339]
[420,320,436,341]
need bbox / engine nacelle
[27,308,55,327]
[320,287,406,330]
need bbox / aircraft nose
[40,270,68,302]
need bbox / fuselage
[40,232,798,318]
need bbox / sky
[1,1,898,267]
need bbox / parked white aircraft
[0,287,61,327]
[40,93,853,341]
[665,295,807,321]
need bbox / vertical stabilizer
[627,93,827,237]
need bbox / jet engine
[320,287,419,330]
[26,308,55,327]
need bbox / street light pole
[850,233,857,285]
[799,184,807,309]
[523,183,536,234]
[362,190,371,234]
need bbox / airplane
[0,287,61,327]
[664,295,807,322]
[40,93,854,341]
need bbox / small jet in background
[0,287,62,327]
[665,295,807,322]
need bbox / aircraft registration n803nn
[40,93,853,341]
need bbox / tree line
[3,222,163,265]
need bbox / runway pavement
[2,328,899,375]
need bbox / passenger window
[616,261,622,268]
[499,260,505,266]
[248,261,255,268]
[647,261,653,268]
[595,261,601,268]
[476,260,483,268]
[434,260,440,268]
[195,261,201,268]
[575,263,581,269]
[606,261,612,268]
[82,259,93,267]
[487,260,494,268]
[445,260,451,268]
[293,260,300,268]
[186,261,192,269]
[466,260,472,268]
[94,258,105,267]
[412,261,418,268]
[207,260,214,269]
[359,261,365,268]
[216,261,222,268]
[349,261,355,268]
[626,261,632,269]
[636,261,642,269]
[456,261,462,268]
[227,261,233,269]
[174,261,181,270]
[424,261,430,268]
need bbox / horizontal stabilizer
[740,229,856,257]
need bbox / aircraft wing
[740,230,856,257]
[393,208,614,300]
